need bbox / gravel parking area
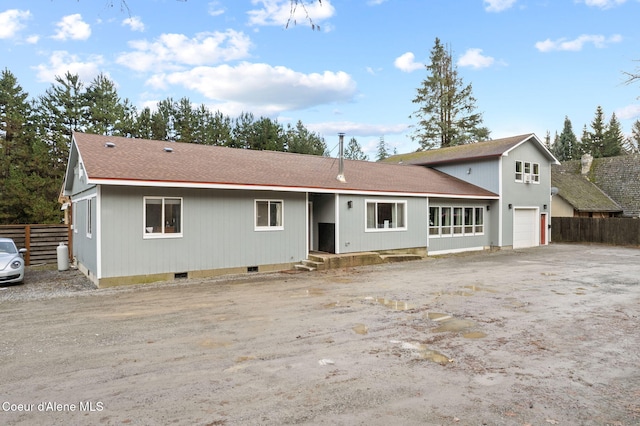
[1,243,639,425]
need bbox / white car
[0,237,27,285]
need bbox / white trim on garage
[513,207,539,249]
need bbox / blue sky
[1,0,639,157]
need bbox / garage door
[513,208,538,248]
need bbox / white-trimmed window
[516,161,540,184]
[255,200,283,230]
[366,200,407,231]
[144,197,182,237]
[429,206,484,237]
[86,199,92,238]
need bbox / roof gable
[70,132,498,199]
[383,134,559,166]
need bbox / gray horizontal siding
[99,186,307,278]
[338,195,428,253]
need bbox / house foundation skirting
[89,261,297,288]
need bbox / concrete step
[294,264,316,272]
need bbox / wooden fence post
[25,224,31,266]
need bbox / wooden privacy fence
[551,217,640,246]
[0,224,71,266]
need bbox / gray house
[63,133,498,286]
[63,132,552,287]
[385,134,559,252]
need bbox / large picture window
[429,206,484,237]
[366,200,407,231]
[144,197,182,237]
[255,200,283,230]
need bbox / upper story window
[515,161,540,184]
[366,200,407,231]
[255,200,283,230]
[144,197,182,238]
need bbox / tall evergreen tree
[0,69,60,223]
[284,120,326,155]
[344,137,368,161]
[84,73,127,136]
[603,112,623,157]
[623,119,640,154]
[586,106,607,158]
[411,38,489,149]
[376,136,389,161]
[552,116,578,162]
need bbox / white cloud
[33,51,104,83]
[26,35,39,44]
[394,52,423,73]
[615,104,640,120]
[580,0,627,9]
[458,48,495,69]
[307,121,408,138]
[122,16,145,32]
[52,14,91,41]
[535,34,622,52]
[146,62,357,115]
[367,0,388,5]
[116,30,252,72]
[208,1,225,16]
[0,9,31,39]
[484,0,517,12]
[247,0,335,28]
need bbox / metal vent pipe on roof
[337,133,346,183]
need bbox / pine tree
[552,116,578,161]
[586,106,607,158]
[411,38,489,149]
[0,69,61,224]
[344,137,368,161]
[603,112,623,157]
[284,120,327,155]
[84,73,127,136]
[623,119,640,154]
[376,136,389,161]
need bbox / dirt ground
[1,243,639,426]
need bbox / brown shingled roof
[551,169,622,213]
[72,132,498,199]
[383,134,558,166]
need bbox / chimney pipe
[337,133,346,183]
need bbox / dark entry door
[318,223,335,253]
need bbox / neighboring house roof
[67,132,498,199]
[590,154,640,218]
[382,134,559,166]
[551,167,622,213]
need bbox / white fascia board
[86,178,499,199]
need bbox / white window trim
[86,199,92,239]
[365,199,408,232]
[429,205,485,238]
[254,199,284,231]
[143,196,184,239]
[516,160,540,184]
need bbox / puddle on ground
[426,312,451,321]
[402,342,452,364]
[376,298,413,311]
[463,285,498,293]
[306,288,325,296]
[433,318,477,333]
[426,312,485,338]
[462,331,487,339]
[352,323,368,335]
[199,338,232,349]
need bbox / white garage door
[513,208,538,249]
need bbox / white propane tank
[57,242,69,271]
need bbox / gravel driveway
[1,243,639,425]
